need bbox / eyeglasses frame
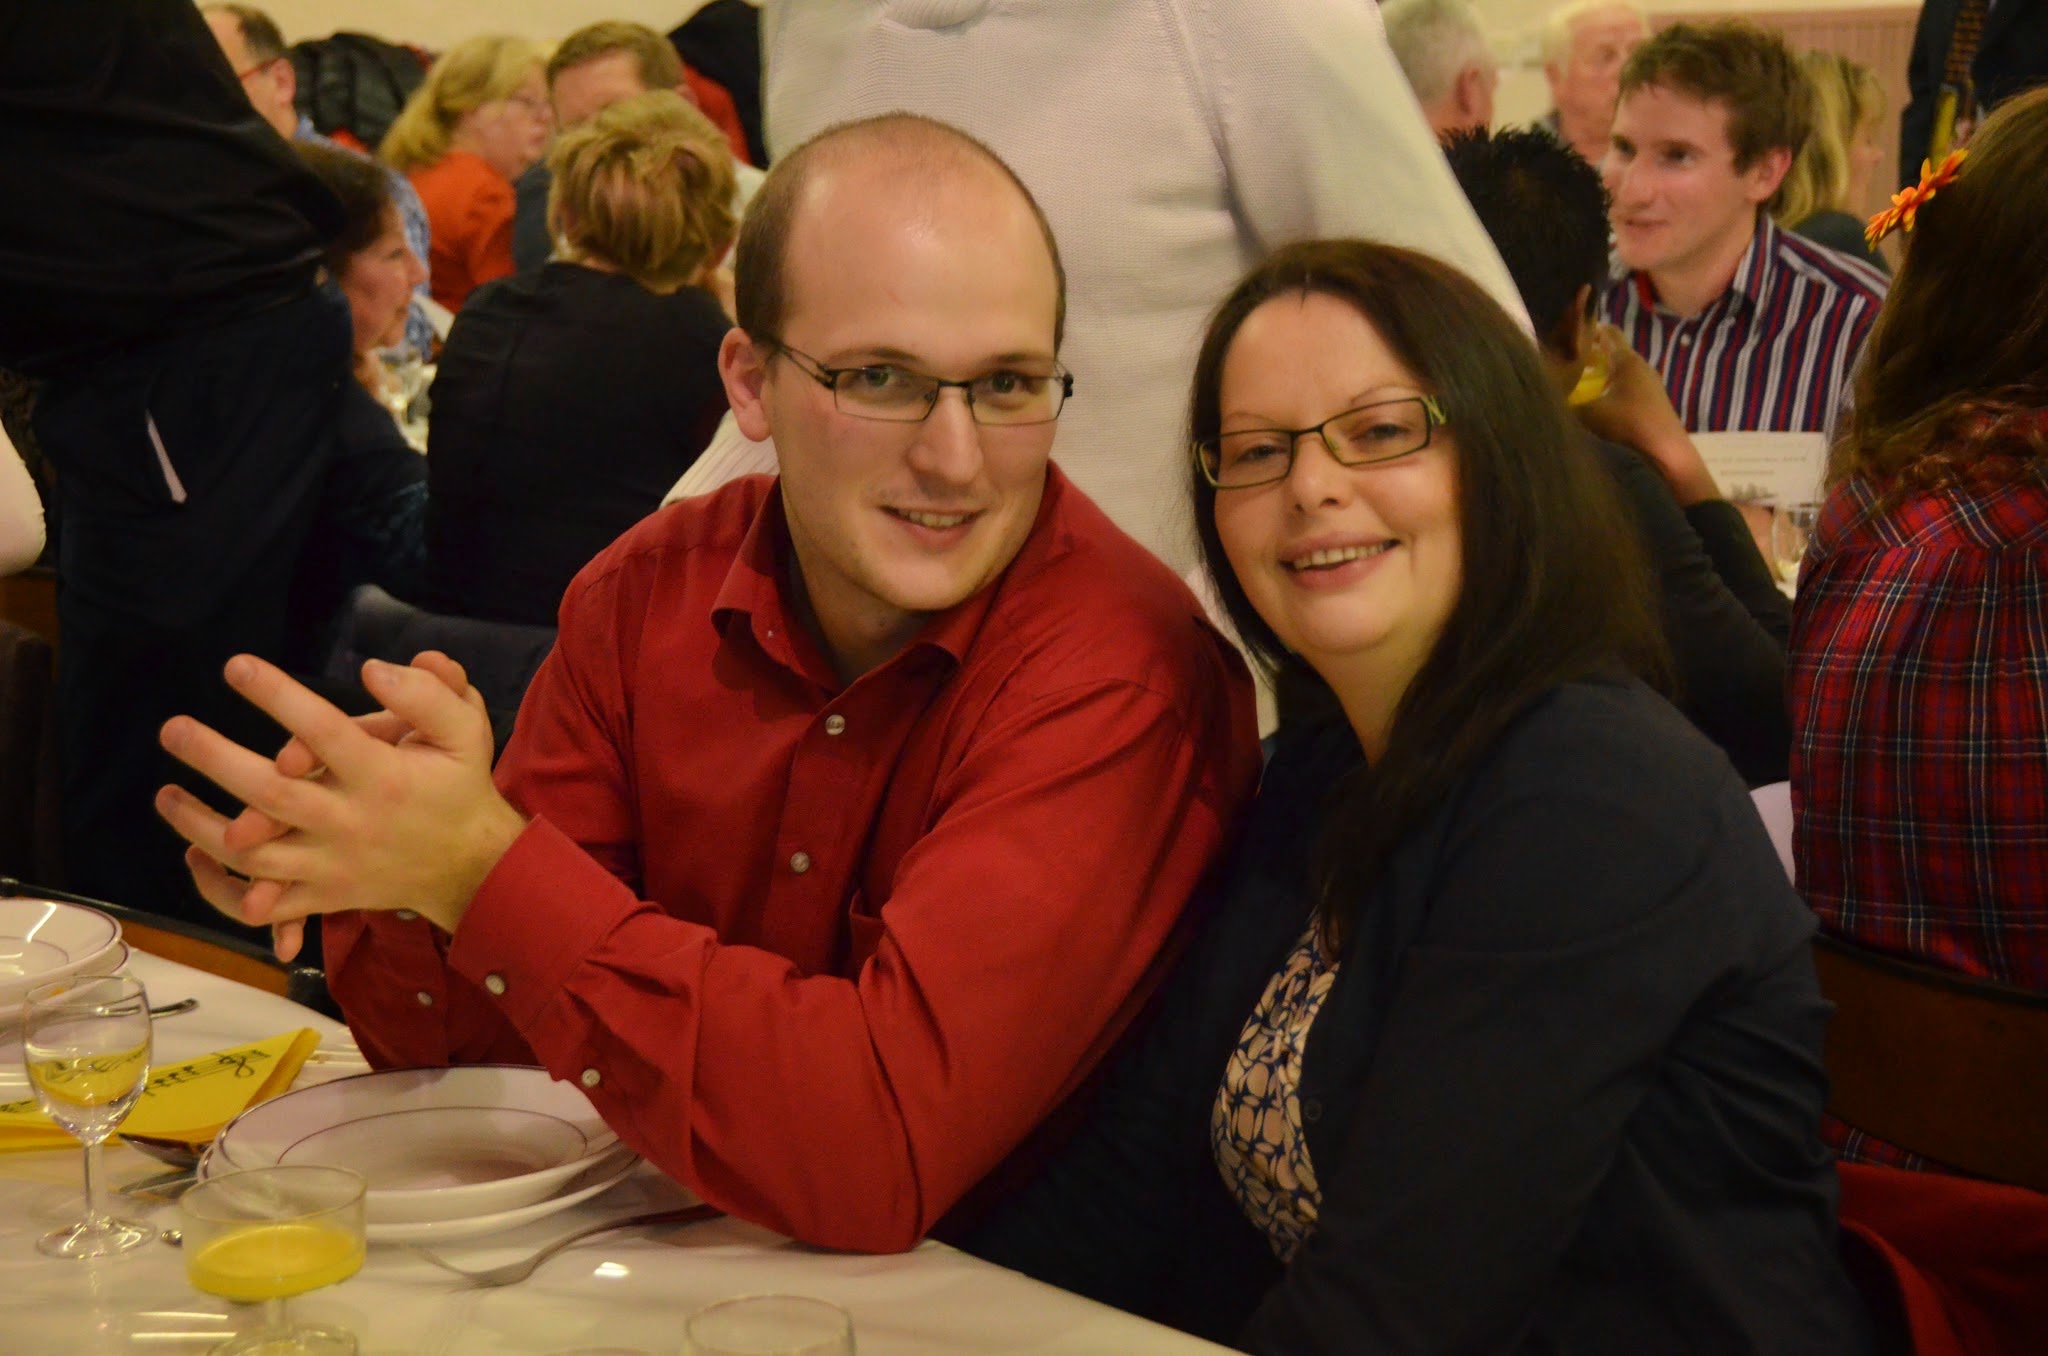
[1194,394,1449,490]
[764,339,1074,426]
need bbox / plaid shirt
[1789,454,2048,1169]
[1601,218,1888,433]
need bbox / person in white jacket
[670,0,1525,574]
[0,422,44,576]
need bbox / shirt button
[789,851,812,874]
[580,1068,602,1089]
[824,714,847,736]
[483,974,507,996]
[1301,1098,1323,1124]
[394,909,419,922]
[415,991,434,1008]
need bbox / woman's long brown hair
[1189,241,1668,943]
[1838,87,2048,492]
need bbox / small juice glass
[181,1165,367,1355]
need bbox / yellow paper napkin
[0,1028,322,1154]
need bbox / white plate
[366,1145,639,1243]
[214,1065,623,1225]
[0,899,122,1012]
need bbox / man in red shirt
[154,114,1262,1252]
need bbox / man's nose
[906,387,984,484]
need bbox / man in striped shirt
[1598,23,1886,432]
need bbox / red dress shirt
[407,149,516,314]
[1789,434,2048,1166]
[323,469,1261,1251]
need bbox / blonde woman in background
[421,91,737,627]
[381,36,553,312]
[1773,51,1890,272]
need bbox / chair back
[1814,934,2048,1192]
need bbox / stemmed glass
[686,1295,856,1355]
[181,1166,367,1356]
[1772,501,1821,584]
[21,974,155,1258]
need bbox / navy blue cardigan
[967,677,1871,1354]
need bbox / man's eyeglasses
[233,56,285,83]
[1194,395,1448,490]
[767,341,1073,426]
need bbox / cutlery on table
[147,998,199,1019]
[404,1204,721,1287]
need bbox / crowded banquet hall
[3,0,2047,1352]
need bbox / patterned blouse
[1211,919,1342,1262]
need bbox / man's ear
[1744,145,1794,204]
[276,57,297,107]
[720,328,774,442]
[1457,64,1491,124]
[1554,282,1598,366]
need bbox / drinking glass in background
[181,1166,368,1356]
[22,974,154,1258]
[686,1295,856,1355]
[1772,501,1822,584]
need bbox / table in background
[0,953,1233,1355]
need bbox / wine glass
[1772,501,1822,584]
[181,1166,367,1356]
[686,1295,856,1355]
[21,974,154,1258]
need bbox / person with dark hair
[203,2,434,357]
[1791,87,2048,1166]
[152,113,1260,1254]
[967,240,1870,1355]
[1446,125,1791,783]
[1600,21,1887,432]
[285,142,427,667]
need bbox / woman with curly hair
[1789,88,2048,1165]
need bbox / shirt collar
[1626,213,1777,319]
[709,466,1074,690]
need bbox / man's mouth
[888,508,976,530]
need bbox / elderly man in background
[512,20,763,271]
[156,113,1261,1253]
[203,3,433,356]
[1384,0,1500,139]
[1541,0,1648,163]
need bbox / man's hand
[224,652,477,961]
[155,654,528,942]
[1574,324,1723,507]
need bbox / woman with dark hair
[968,240,1869,1354]
[1790,89,2048,1162]
[285,141,428,666]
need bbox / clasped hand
[155,652,528,958]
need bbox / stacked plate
[1,898,129,1022]
[205,1065,640,1242]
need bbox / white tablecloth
[0,952,1233,1355]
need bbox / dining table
[0,950,1236,1355]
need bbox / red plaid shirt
[1789,451,2048,1169]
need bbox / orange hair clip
[1866,148,1968,247]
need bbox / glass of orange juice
[180,1166,367,1355]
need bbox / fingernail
[226,656,254,684]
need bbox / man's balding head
[204,4,298,141]
[733,114,1066,351]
